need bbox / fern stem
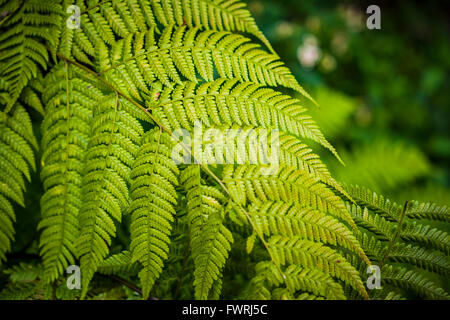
[100,274,159,300]
[54,51,167,129]
[380,200,409,267]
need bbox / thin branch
[99,274,159,300]
[107,274,142,295]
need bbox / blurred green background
[248,0,449,205]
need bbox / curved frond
[100,26,311,100]
[406,201,449,223]
[248,261,346,300]
[148,79,338,160]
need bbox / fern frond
[248,201,369,263]
[381,265,449,300]
[223,165,355,228]
[387,243,450,276]
[150,0,274,53]
[0,0,61,111]
[345,185,403,222]
[282,265,347,300]
[0,281,41,300]
[0,104,36,263]
[148,78,339,160]
[100,26,310,99]
[0,262,50,300]
[267,236,368,299]
[38,62,97,282]
[58,0,155,64]
[19,72,45,115]
[249,261,346,300]
[180,165,233,299]
[354,231,386,263]
[129,128,180,299]
[245,260,273,299]
[97,251,140,275]
[400,221,450,255]
[348,203,395,241]
[371,290,406,300]
[76,93,143,298]
[345,186,450,255]
[406,200,449,222]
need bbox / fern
[247,261,347,300]
[181,165,233,299]
[0,104,37,263]
[0,0,448,301]
[97,250,140,275]
[381,265,449,300]
[248,201,368,263]
[223,165,354,228]
[76,92,143,298]
[129,128,179,299]
[345,185,449,299]
[406,201,449,222]
[0,0,61,111]
[148,78,337,159]
[39,62,95,282]
[267,235,368,299]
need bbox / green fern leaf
[39,62,100,282]
[0,0,61,111]
[223,165,355,229]
[267,235,369,299]
[249,201,369,263]
[76,93,143,298]
[129,128,180,299]
[0,104,36,263]
[406,201,449,222]
[181,165,233,299]
[97,250,140,275]
[381,264,449,300]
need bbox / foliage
[0,0,448,300]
